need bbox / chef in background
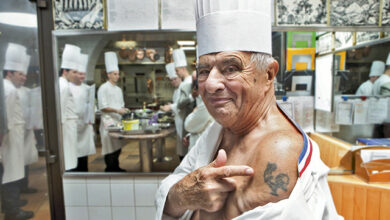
[160,49,193,160]
[373,53,390,95]
[17,63,39,194]
[356,60,384,96]
[184,71,213,150]
[98,52,128,172]
[1,43,34,219]
[69,53,96,172]
[59,44,80,171]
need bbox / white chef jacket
[171,76,192,156]
[18,87,39,165]
[184,96,213,150]
[355,80,373,96]
[59,76,78,170]
[1,79,25,184]
[70,83,96,157]
[97,81,124,155]
[372,74,390,95]
[155,106,342,220]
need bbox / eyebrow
[220,57,242,66]
[197,63,211,69]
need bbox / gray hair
[250,52,275,72]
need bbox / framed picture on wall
[53,0,105,30]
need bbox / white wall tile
[88,207,112,220]
[65,206,89,220]
[64,183,87,206]
[111,184,135,206]
[134,183,157,206]
[63,176,86,184]
[87,176,110,184]
[87,184,111,206]
[112,207,136,220]
[134,176,158,184]
[110,176,134,184]
[136,207,156,220]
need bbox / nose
[204,67,225,94]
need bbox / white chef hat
[165,63,178,79]
[21,54,31,75]
[195,0,272,58]
[369,60,385,77]
[105,51,119,73]
[61,44,81,70]
[3,43,28,73]
[386,52,390,66]
[78,53,89,73]
[172,49,187,67]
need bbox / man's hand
[164,149,254,217]
[160,104,171,112]
[116,108,128,115]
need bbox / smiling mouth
[208,97,231,106]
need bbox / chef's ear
[266,60,279,82]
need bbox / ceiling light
[181,46,196,51]
[177,41,195,46]
[0,12,37,28]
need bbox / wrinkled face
[8,71,26,88]
[107,70,120,83]
[170,77,181,88]
[197,51,274,129]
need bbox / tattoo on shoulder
[263,162,289,196]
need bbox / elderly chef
[373,53,390,95]
[356,60,384,96]
[17,60,39,194]
[155,0,342,219]
[1,43,34,219]
[69,53,96,171]
[160,49,193,160]
[97,51,128,172]
[59,44,80,171]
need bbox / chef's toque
[78,53,89,73]
[369,60,385,77]
[165,63,178,79]
[61,44,81,70]
[194,0,272,58]
[172,49,187,67]
[105,51,119,73]
[3,43,28,73]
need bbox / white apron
[59,77,78,170]
[171,76,192,156]
[70,84,96,157]
[1,80,25,184]
[18,87,38,165]
[97,81,124,155]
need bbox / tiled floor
[8,135,180,220]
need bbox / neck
[108,80,116,85]
[228,87,277,136]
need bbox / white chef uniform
[70,54,96,158]
[171,50,193,156]
[2,79,25,184]
[184,96,213,150]
[1,43,29,184]
[59,44,80,170]
[97,52,124,155]
[17,86,39,165]
[155,106,342,220]
[357,60,385,96]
